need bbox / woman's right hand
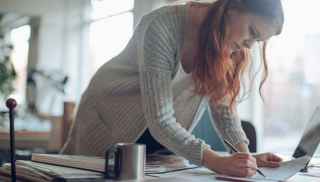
[203,149,258,177]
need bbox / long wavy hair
[191,0,284,110]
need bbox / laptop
[254,106,320,181]
[293,106,320,160]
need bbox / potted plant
[0,35,16,127]
[0,35,16,98]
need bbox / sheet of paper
[214,156,311,182]
[257,155,310,181]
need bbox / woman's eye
[249,26,260,40]
[249,28,254,37]
[243,40,250,48]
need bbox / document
[214,156,310,182]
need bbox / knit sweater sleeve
[209,102,249,146]
[137,14,210,166]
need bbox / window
[89,0,134,74]
[262,1,320,154]
[10,25,31,105]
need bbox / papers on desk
[145,154,199,175]
[258,155,310,181]
[214,156,311,182]
[145,154,311,181]
[0,160,104,182]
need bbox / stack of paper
[0,160,104,182]
[31,153,105,172]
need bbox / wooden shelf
[0,131,50,150]
[0,116,64,152]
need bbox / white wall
[133,0,169,27]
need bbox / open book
[0,160,104,182]
[31,153,191,174]
[31,153,105,172]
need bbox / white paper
[259,156,310,180]
[214,156,311,182]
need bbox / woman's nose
[242,39,255,49]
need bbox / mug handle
[105,144,121,179]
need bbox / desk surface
[103,167,318,182]
[1,153,318,181]
[0,160,318,181]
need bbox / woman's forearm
[202,148,221,167]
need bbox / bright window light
[263,0,320,155]
[10,25,31,104]
[91,0,134,19]
[89,0,134,75]
[89,12,133,72]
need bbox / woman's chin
[230,50,238,57]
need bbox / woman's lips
[228,42,242,58]
[229,42,241,56]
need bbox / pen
[223,139,266,178]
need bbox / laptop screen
[293,107,320,158]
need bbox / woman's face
[224,9,280,56]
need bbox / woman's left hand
[254,153,282,168]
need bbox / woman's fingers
[209,153,259,177]
[235,153,251,159]
[267,153,282,162]
[263,161,281,168]
[254,153,282,168]
[233,154,258,177]
[236,153,256,162]
[237,159,257,168]
[263,153,282,167]
[234,153,257,164]
[235,166,257,177]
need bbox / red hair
[190,0,282,110]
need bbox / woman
[62,0,284,177]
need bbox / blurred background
[0,0,319,163]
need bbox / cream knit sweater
[62,4,248,166]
